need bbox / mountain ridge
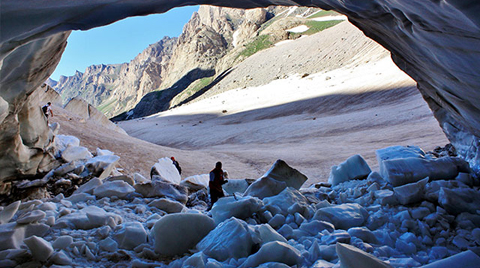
[48,6,338,119]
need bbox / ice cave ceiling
[0,0,479,181]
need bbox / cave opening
[46,5,449,183]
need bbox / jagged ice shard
[1,0,480,184]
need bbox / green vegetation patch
[239,35,273,58]
[184,77,214,97]
[289,20,343,39]
[307,10,339,18]
[98,98,116,114]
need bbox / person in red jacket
[209,161,227,209]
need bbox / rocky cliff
[48,37,177,117]
[50,6,323,120]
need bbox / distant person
[42,102,53,122]
[209,161,227,209]
[171,157,182,175]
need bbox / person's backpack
[42,105,48,115]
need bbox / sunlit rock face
[0,0,479,181]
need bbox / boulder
[154,213,215,256]
[393,177,429,205]
[211,195,264,225]
[244,176,287,199]
[85,155,120,180]
[180,174,209,191]
[151,157,181,184]
[98,237,118,252]
[263,187,308,216]
[52,236,73,250]
[328,155,371,186]
[113,222,147,250]
[105,175,135,186]
[54,135,80,157]
[0,223,26,250]
[148,198,185,214]
[421,250,480,268]
[438,187,480,215]
[336,243,392,268]
[75,177,102,195]
[134,179,188,204]
[16,210,46,224]
[23,235,54,262]
[377,146,467,187]
[259,160,308,189]
[0,201,20,224]
[93,180,135,199]
[223,179,251,195]
[61,146,92,162]
[197,217,256,261]
[240,241,303,268]
[314,203,369,230]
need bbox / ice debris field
[1,134,480,268]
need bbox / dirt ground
[54,22,449,186]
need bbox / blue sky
[50,6,199,81]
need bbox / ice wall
[1,0,479,181]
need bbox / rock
[438,187,480,215]
[65,193,96,203]
[328,155,371,186]
[23,235,54,262]
[151,157,181,184]
[374,190,399,206]
[377,146,466,186]
[421,250,480,268]
[252,224,287,245]
[0,201,21,224]
[299,220,335,235]
[96,148,114,156]
[348,227,378,244]
[50,250,72,265]
[259,160,308,189]
[85,155,121,180]
[314,203,369,230]
[148,198,185,214]
[0,223,25,250]
[210,195,264,225]
[240,241,302,268]
[113,222,147,250]
[393,177,429,205]
[55,206,119,230]
[153,213,215,256]
[263,187,308,216]
[98,237,118,252]
[134,179,188,204]
[336,243,392,268]
[93,180,135,199]
[105,175,135,186]
[197,217,256,261]
[180,174,209,191]
[133,173,150,184]
[244,176,287,199]
[268,214,286,229]
[16,210,46,224]
[54,135,80,157]
[75,177,102,195]
[52,236,73,250]
[61,146,92,162]
[223,179,250,195]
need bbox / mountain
[49,6,339,119]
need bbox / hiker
[209,161,227,209]
[171,157,182,175]
[42,102,53,121]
